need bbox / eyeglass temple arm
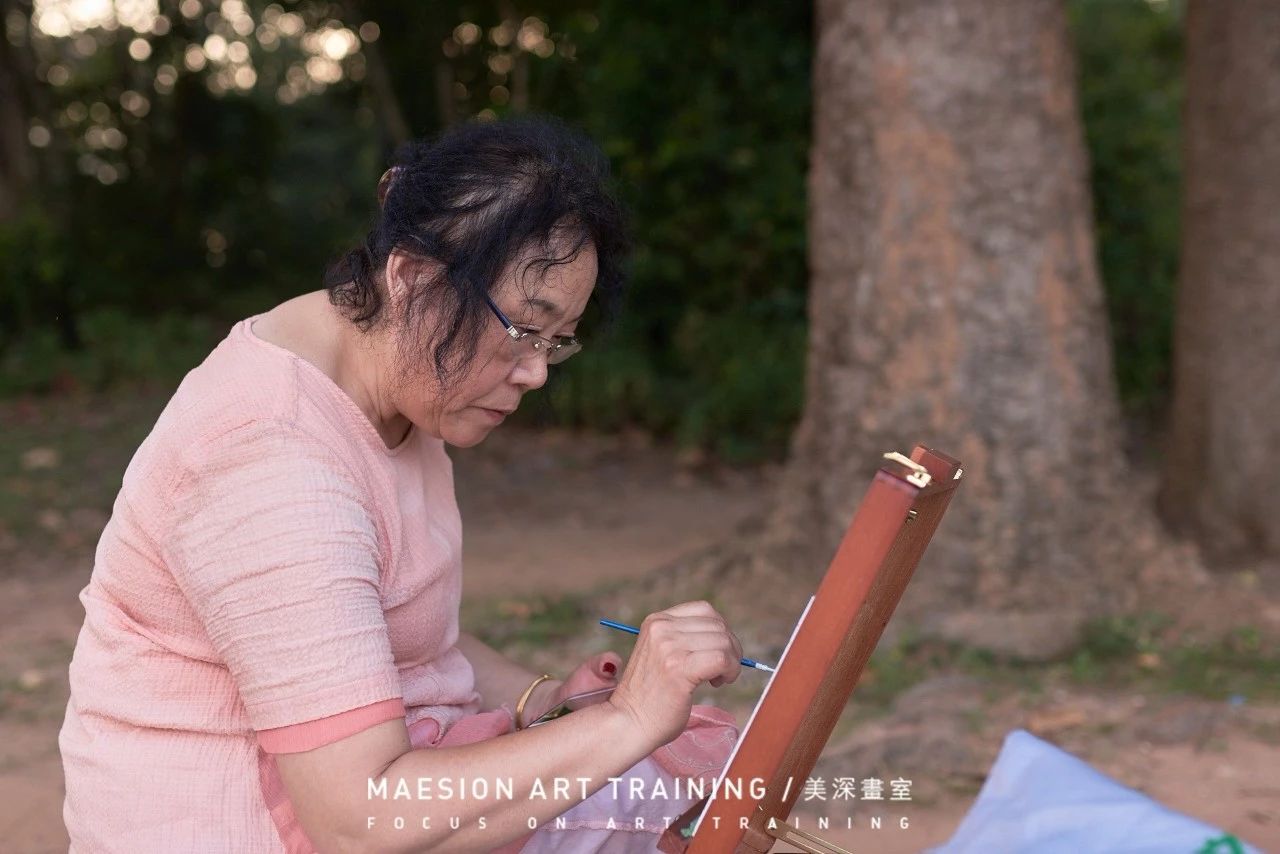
[483,294,521,337]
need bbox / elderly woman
[58,116,743,853]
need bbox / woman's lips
[479,407,509,422]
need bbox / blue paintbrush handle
[598,619,775,672]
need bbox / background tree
[1,0,1192,479]
[1070,0,1182,424]
[749,0,1179,645]
[1159,0,1280,566]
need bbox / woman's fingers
[557,652,625,712]
[607,600,742,748]
[682,646,742,686]
[597,651,623,679]
[732,632,744,666]
[644,616,731,637]
[640,612,742,686]
[572,651,621,686]
[657,600,725,621]
[662,631,742,681]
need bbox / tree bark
[1159,0,1280,566]
[759,0,1168,621]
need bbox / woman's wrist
[514,675,565,728]
[523,677,565,724]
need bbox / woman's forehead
[524,296,565,316]
[502,293,587,324]
[498,244,597,316]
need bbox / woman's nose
[510,351,549,390]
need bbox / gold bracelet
[514,673,554,731]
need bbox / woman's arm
[273,600,744,853]
[455,630,563,722]
[278,699,647,853]
[459,631,628,729]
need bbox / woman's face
[390,241,598,448]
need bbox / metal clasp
[882,451,932,488]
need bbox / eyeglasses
[484,295,582,365]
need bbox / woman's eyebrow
[526,297,583,323]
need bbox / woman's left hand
[533,651,623,720]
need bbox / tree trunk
[759,0,1169,624]
[1159,0,1280,567]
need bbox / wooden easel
[659,446,963,853]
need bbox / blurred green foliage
[0,0,1183,459]
[1071,0,1184,420]
[849,610,1279,715]
[540,0,811,461]
[1069,613,1279,701]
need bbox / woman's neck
[266,291,412,450]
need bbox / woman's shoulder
[124,294,431,505]
[162,314,306,447]
[124,310,358,487]
[179,296,369,436]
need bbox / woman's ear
[384,249,441,310]
[384,249,409,308]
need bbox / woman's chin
[442,424,496,449]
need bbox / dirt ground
[1,398,1277,852]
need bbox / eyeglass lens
[514,334,579,365]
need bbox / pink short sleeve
[256,697,406,754]
[167,419,404,736]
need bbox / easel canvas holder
[659,446,963,853]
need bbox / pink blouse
[59,313,484,851]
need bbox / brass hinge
[882,451,932,488]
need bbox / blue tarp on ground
[925,729,1263,854]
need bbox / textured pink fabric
[651,705,739,783]
[257,697,407,754]
[400,703,740,854]
[57,311,742,853]
[60,314,481,852]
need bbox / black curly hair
[324,113,631,387]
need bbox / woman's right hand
[606,600,743,749]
